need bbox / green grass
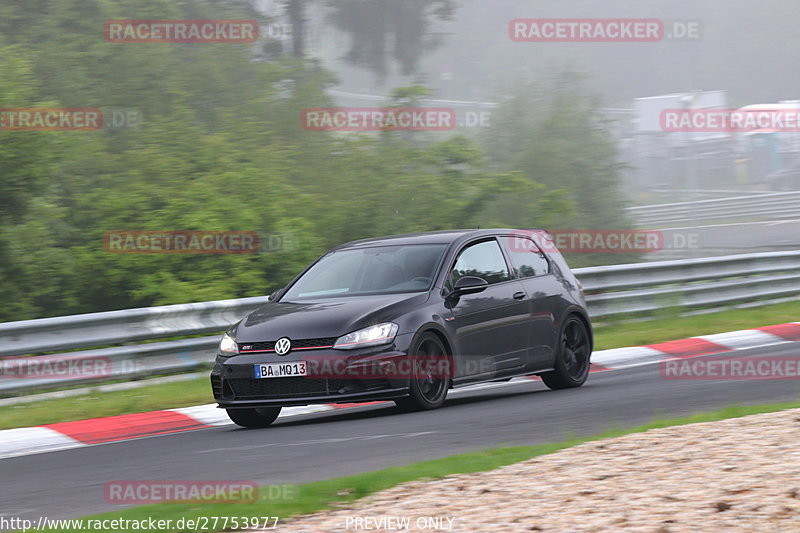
[1,378,214,429]
[593,299,799,350]
[1,299,797,430]
[29,398,800,533]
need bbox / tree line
[0,0,631,321]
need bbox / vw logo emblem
[274,337,292,356]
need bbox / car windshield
[282,244,447,300]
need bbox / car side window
[505,236,550,278]
[450,240,511,287]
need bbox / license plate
[253,362,307,379]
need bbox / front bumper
[211,337,414,408]
[215,387,410,409]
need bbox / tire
[540,316,591,390]
[226,407,282,428]
[394,332,449,411]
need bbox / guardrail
[627,191,800,227]
[1,250,799,395]
[0,297,265,358]
[577,251,800,317]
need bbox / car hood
[233,292,429,342]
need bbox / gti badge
[274,337,292,356]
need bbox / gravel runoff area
[262,409,800,533]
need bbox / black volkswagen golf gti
[212,229,593,427]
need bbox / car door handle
[513,291,526,300]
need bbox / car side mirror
[267,290,280,302]
[450,276,489,297]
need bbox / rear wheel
[541,316,591,390]
[226,407,282,428]
[395,332,449,411]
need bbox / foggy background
[1,0,799,322]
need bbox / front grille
[238,337,338,352]
[294,337,338,349]
[228,377,346,399]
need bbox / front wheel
[395,332,449,411]
[226,407,282,428]
[541,316,591,390]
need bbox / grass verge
[29,398,800,532]
[2,299,797,430]
[1,378,214,429]
[593,299,798,350]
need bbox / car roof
[335,229,546,250]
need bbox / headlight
[333,323,399,350]
[218,333,239,357]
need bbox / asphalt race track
[3,343,799,522]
